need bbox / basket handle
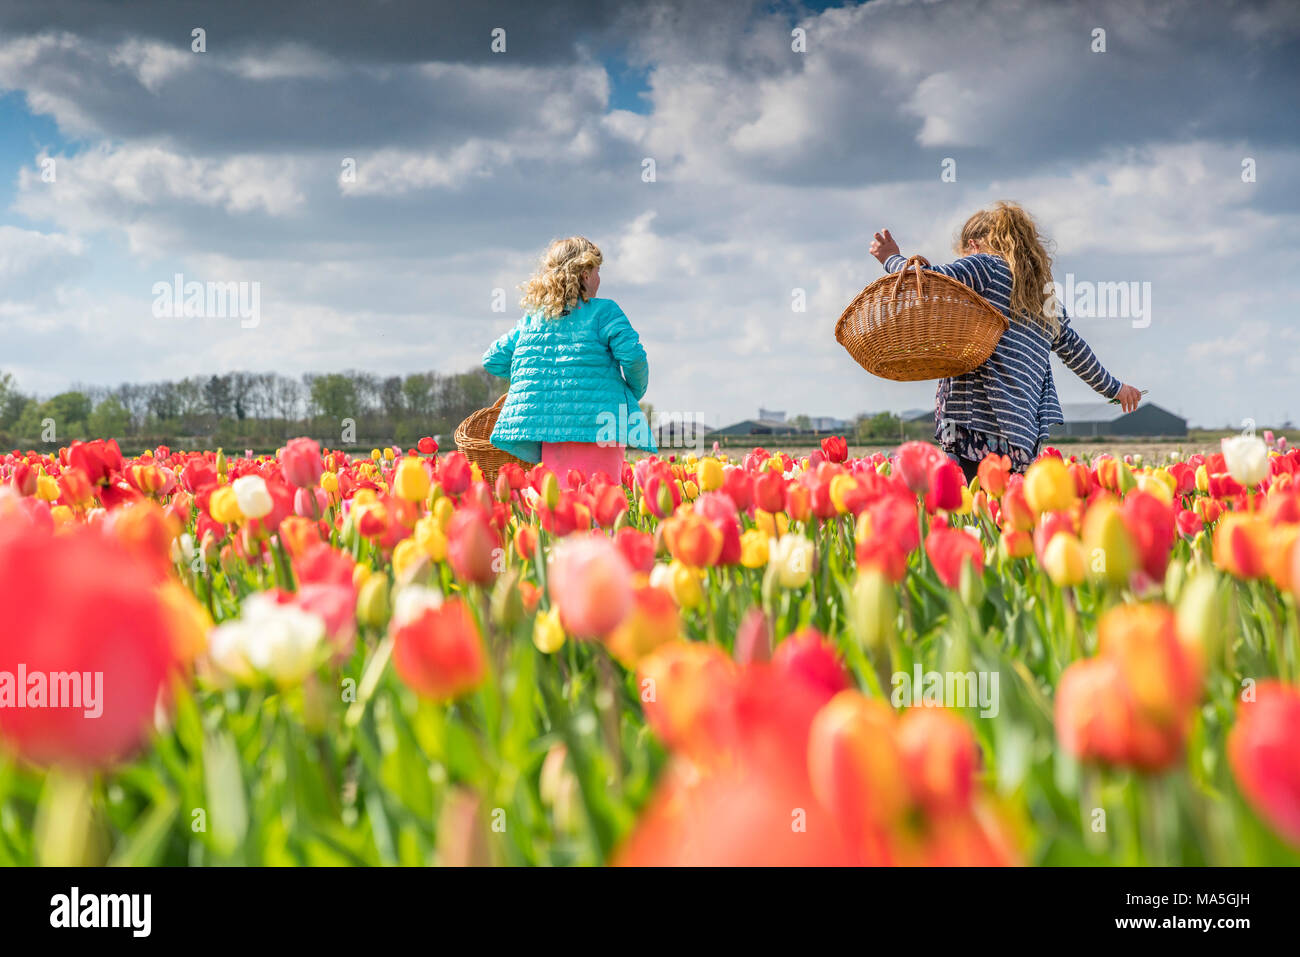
[889,255,931,303]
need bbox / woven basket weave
[835,255,1009,381]
[453,394,533,484]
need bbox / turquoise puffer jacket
[482,297,656,463]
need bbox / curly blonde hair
[955,201,1059,337]
[519,236,603,319]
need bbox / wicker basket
[835,255,1009,381]
[453,394,533,484]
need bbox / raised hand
[870,228,900,265]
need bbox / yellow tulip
[470,462,483,484]
[414,515,449,561]
[956,485,974,516]
[356,574,390,629]
[697,457,724,492]
[1024,456,1076,514]
[352,562,373,589]
[682,479,700,501]
[209,485,243,524]
[383,447,396,463]
[393,538,426,582]
[353,488,378,508]
[370,449,382,462]
[739,528,770,568]
[1081,500,1136,586]
[394,456,431,502]
[50,504,74,526]
[533,607,566,654]
[829,474,859,514]
[671,561,705,608]
[1041,532,1085,587]
[36,474,60,501]
[754,509,789,538]
[321,471,339,495]
[1135,473,1173,506]
[1194,464,1209,494]
[432,496,455,531]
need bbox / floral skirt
[935,381,1036,472]
[941,425,1035,473]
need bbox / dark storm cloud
[0,0,627,65]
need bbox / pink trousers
[541,442,625,482]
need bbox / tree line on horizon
[0,368,508,451]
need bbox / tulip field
[1,433,1299,867]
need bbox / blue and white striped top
[883,253,1121,456]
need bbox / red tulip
[753,471,786,514]
[721,467,753,512]
[897,707,977,815]
[821,435,848,464]
[615,527,655,574]
[591,482,628,528]
[1120,491,1176,582]
[925,528,984,589]
[895,441,942,495]
[1229,681,1300,846]
[447,507,499,585]
[417,436,438,455]
[771,628,850,704]
[0,524,178,767]
[439,452,473,495]
[694,491,742,565]
[67,439,123,486]
[281,438,324,489]
[10,462,37,497]
[926,458,964,512]
[391,598,486,701]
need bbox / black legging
[953,455,980,485]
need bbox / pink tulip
[547,533,633,638]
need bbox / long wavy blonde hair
[955,201,1059,337]
[519,236,603,319]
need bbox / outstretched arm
[1052,311,1142,411]
[482,324,520,378]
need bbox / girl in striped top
[869,201,1142,482]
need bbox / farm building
[709,417,803,437]
[1049,402,1187,438]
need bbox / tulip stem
[595,649,624,793]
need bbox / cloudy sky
[1,0,1297,431]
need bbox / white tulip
[771,534,814,588]
[232,474,274,519]
[1221,435,1269,488]
[207,593,325,687]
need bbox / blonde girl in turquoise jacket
[482,236,656,480]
